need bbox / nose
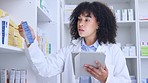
[79,21,84,27]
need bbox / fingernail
[84,64,88,66]
[96,61,98,63]
[89,66,92,69]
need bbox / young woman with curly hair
[18,1,131,83]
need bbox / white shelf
[117,21,136,27]
[139,20,148,27]
[64,20,136,28]
[139,20,148,23]
[140,56,148,59]
[37,6,51,22]
[125,56,137,59]
[65,0,130,5]
[117,21,136,23]
[0,45,24,54]
[62,0,138,82]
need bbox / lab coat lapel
[71,39,81,52]
[96,44,107,53]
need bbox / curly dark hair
[70,1,117,44]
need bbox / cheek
[87,28,97,33]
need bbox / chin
[79,35,85,37]
[79,33,87,37]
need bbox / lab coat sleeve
[24,39,66,78]
[105,45,131,83]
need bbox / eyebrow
[78,15,92,18]
[85,15,92,18]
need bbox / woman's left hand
[84,61,108,83]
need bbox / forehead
[78,12,95,18]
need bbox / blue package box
[21,21,34,45]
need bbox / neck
[84,36,97,46]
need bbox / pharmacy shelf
[139,20,148,23]
[140,56,148,59]
[37,6,51,22]
[64,21,136,28]
[139,20,148,27]
[65,0,130,5]
[125,56,137,59]
[64,20,136,28]
[117,21,136,23]
[0,45,24,54]
[117,21,136,27]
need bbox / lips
[78,28,84,32]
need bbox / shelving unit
[37,6,51,22]
[1,0,148,83]
[0,1,37,82]
[138,0,148,82]
[62,0,144,83]
[0,45,24,54]
[0,0,61,83]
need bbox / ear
[97,22,100,29]
[96,27,99,29]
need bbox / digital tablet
[71,52,106,78]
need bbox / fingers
[95,61,102,69]
[84,63,108,82]
[18,25,23,31]
[18,22,35,39]
[85,66,99,79]
[18,24,25,38]
[104,65,108,72]
[84,61,107,77]
[85,64,102,76]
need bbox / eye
[85,18,90,22]
[78,18,82,21]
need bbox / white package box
[20,70,27,83]
[128,9,134,21]
[122,46,130,56]
[9,69,15,83]
[15,70,21,83]
[0,20,2,45]
[21,21,34,45]
[129,46,136,56]
[0,69,8,83]
[0,16,10,45]
[72,52,106,78]
[122,9,128,21]
[40,0,49,14]
[115,9,121,21]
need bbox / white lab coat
[25,38,131,83]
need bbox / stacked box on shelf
[40,0,49,14]
[45,43,51,55]
[9,19,23,48]
[114,9,134,22]
[37,28,51,56]
[0,69,9,83]
[0,9,23,48]
[141,46,148,56]
[8,24,15,46]
[0,69,27,83]
[0,9,8,17]
[0,9,9,46]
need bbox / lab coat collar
[71,38,82,46]
[71,38,108,53]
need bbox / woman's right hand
[18,23,36,46]
[18,24,25,39]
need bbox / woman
[18,1,131,83]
